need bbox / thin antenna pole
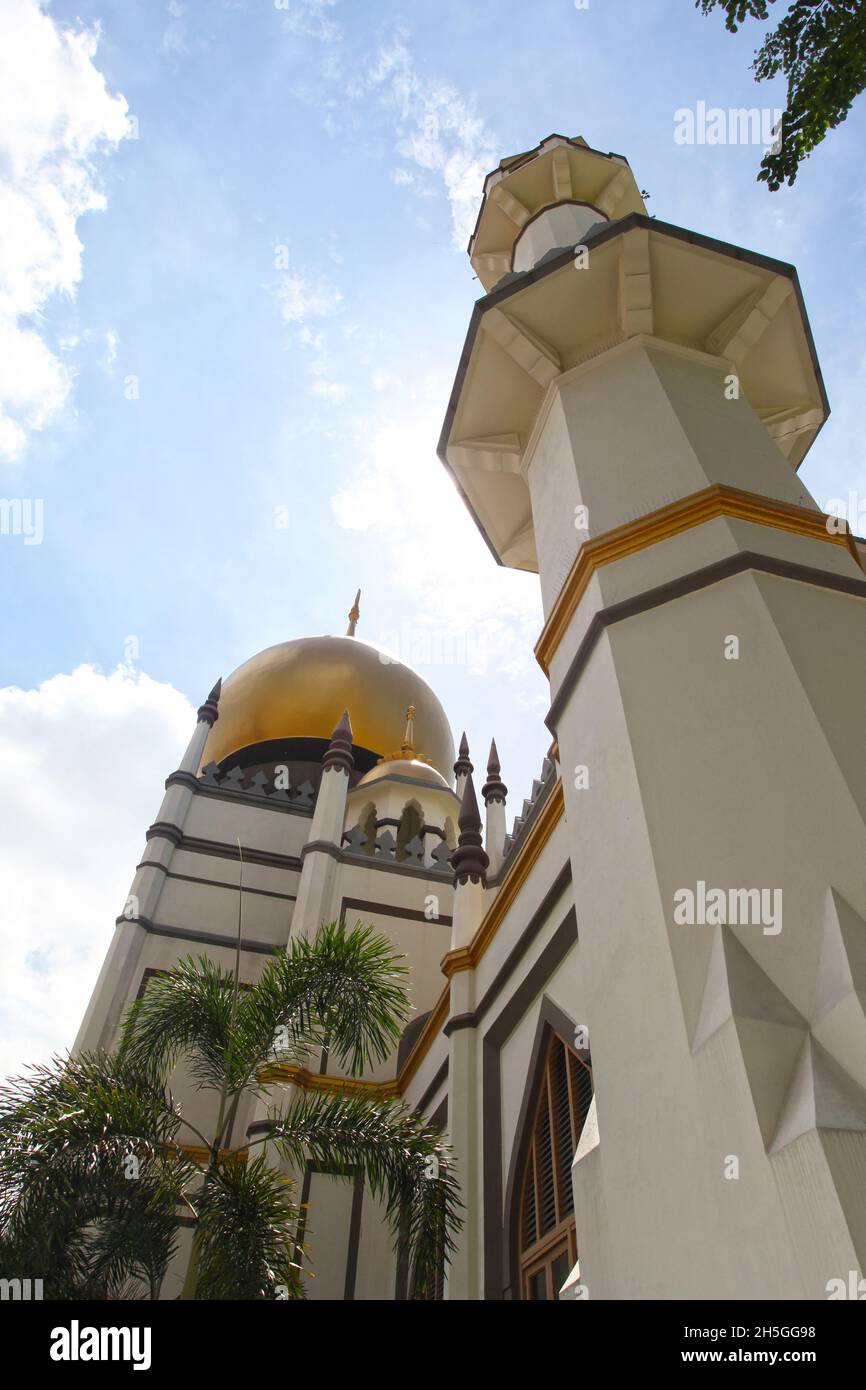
[230,837,244,1029]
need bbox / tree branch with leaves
[696,0,866,187]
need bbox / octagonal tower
[441,133,866,1300]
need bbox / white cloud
[102,327,119,372]
[331,410,544,681]
[371,369,399,391]
[272,270,343,326]
[0,0,128,461]
[0,664,194,1081]
[160,0,188,55]
[311,378,350,403]
[275,14,494,251]
[270,261,349,403]
[276,0,341,44]
[365,35,496,249]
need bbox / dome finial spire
[346,588,361,637]
[400,705,416,758]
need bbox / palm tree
[0,921,460,1300]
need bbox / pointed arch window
[518,1032,592,1301]
[360,801,378,854]
[395,799,423,863]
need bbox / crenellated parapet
[198,761,316,808]
[341,813,454,872]
[500,752,556,869]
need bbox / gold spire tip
[346,588,361,637]
[400,704,416,757]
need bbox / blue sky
[2,0,865,1075]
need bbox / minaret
[481,738,507,874]
[453,732,473,799]
[74,679,222,1054]
[449,772,489,952]
[445,772,489,1300]
[289,710,354,941]
[440,134,866,1298]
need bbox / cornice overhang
[438,215,829,572]
[468,134,644,284]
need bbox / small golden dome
[357,758,452,791]
[200,635,455,777]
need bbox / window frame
[517,1031,592,1300]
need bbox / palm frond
[0,1052,192,1299]
[195,1155,304,1300]
[244,921,410,1081]
[118,955,239,1091]
[261,1089,462,1292]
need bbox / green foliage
[266,1090,462,1294]
[0,921,460,1300]
[0,1053,191,1299]
[119,920,410,1093]
[195,1157,304,1300]
[696,0,866,187]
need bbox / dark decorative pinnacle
[322,709,354,775]
[453,730,473,780]
[451,773,489,887]
[481,737,508,805]
[197,678,222,726]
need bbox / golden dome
[200,635,455,777]
[357,758,452,791]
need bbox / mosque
[75,135,866,1300]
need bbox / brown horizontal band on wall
[179,836,303,873]
[117,915,281,956]
[546,547,866,736]
[443,1012,476,1038]
[535,483,863,675]
[134,863,298,903]
[194,783,314,817]
[336,845,454,881]
[164,770,199,792]
[146,821,183,846]
[338,896,453,929]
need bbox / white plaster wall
[552,570,866,1297]
[303,1171,357,1300]
[526,339,822,625]
[184,794,312,858]
[354,1187,399,1299]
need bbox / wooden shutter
[518,1032,593,1299]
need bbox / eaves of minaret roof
[469,133,633,252]
[439,212,829,570]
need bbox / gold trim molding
[176,1143,248,1165]
[258,1064,400,1099]
[535,484,861,676]
[441,779,565,979]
